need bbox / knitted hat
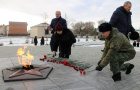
[130,32,139,40]
[55,23,63,31]
[98,23,112,32]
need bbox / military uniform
[100,28,136,74]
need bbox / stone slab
[2,65,53,82]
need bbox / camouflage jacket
[100,28,136,67]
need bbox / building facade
[0,24,9,35]
[30,23,51,38]
[0,21,27,36]
[9,21,27,36]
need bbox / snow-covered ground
[0,36,104,47]
[0,36,140,52]
[0,36,51,46]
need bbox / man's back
[109,6,135,36]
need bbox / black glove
[95,65,103,71]
[97,60,102,65]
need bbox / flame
[16,46,34,68]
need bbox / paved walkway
[0,46,140,90]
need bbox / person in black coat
[133,41,136,47]
[41,36,44,45]
[34,36,38,46]
[52,23,76,58]
[50,11,67,52]
[137,41,139,47]
[109,1,136,38]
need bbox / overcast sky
[0,0,140,30]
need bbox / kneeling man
[96,23,136,81]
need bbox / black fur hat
[98,23,112,32]
[130,32,139,40]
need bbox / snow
[0,36,50,46]
[0,36,140,52]
[0,36,104,47]
[75,38,105,47]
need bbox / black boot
[126,64,134,74]
[112,72,121,82]
[101,49,104,52]
[64,54,69,59]
[97,60,102,65]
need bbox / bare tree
[84,22,95,35]
[65,13,76,29]
[98,19,106,26]
[72,21,95,36]
[72,21,84,37]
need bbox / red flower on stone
[64,61,67,65]
[83,71,86,75]
[44,55,47,59]
[40,58,44,61]
[79,68,84,71]
[80,71,82,74]
[47,60,50,62]
[61,61,64,64]
[73,66,75,68]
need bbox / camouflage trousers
[110,52,134,74]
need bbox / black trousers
[59,43,72,58]
[50,34,55,52]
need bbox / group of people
[133,41,139,47]
[34,36,45,46]
[49,11,76,58]
[35,1,139,82]
[95,1,139,82]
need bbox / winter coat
[100,28,136,67]
[34,37,38,45]
[53,28,76,56]
[41,38,44,45]
[109,6,135,36]
[50,16,67,34]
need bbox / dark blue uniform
[109,6,135,37]
[50,16,67,51]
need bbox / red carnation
[83,71,86,75]
[44,55,47,59]
[64,61,67,65]
[40,58,44,61]
[79,68,84,71]
[80,71,82,74]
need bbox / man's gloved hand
[97,60,102,65]
[95,65,103,71]
[52,51,56,57]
